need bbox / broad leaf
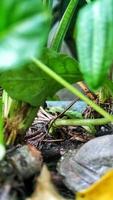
[0,49,83,106]
[0,0,51,70]
[76,0,113,90]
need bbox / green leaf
[0,0,51,71]
[76,0,113,90]
[0,49,83,106]
[43,49,82,84]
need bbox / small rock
[9,144,43,179]
[58,135,113,192]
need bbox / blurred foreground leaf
[27,165,65,200]
[0,0,51,70]
[76,0,113,89]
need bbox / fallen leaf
[27,165,65,200]
[76,169,113,200]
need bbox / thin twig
[48,98,79,130]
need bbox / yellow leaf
[76,169,113,200]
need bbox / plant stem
[5,100,38,145]
[51,0,79,51]
[32,58,113,122]
[0,98,6,160]
[54,118,110,126]
[2,90,12,118]
[0,98,4,145]
[20,106,38,132]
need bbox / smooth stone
[58,135,113,192]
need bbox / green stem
[54,118,110,126]
[51,0,79,51]
[0,98,6,160]
[2,90,12,118]
[32,58,113,122]
[19,106,38,132]
[0,98,4,145]
[5,99,38,145]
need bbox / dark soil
[25,123,90,199]
[1,103,113,200]
[24,106,112,199]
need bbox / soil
[24,105,112,199]
[25,122,91,199]
[1,103,113,200]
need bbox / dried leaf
[27,165,65,200]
